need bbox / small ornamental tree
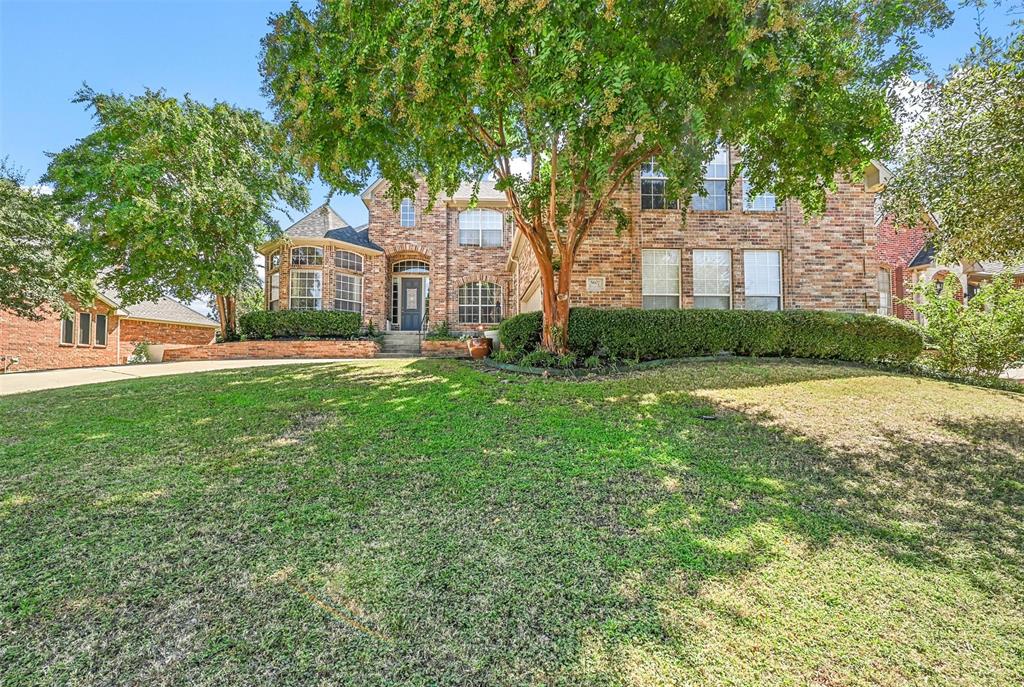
[44,87,309,339]
[906,273,1024,378]
[0,160,94,319]
[262,0,948,351]
[884,30,1024,263]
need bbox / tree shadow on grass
[2,358,1022,686]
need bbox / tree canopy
[884,29,1024,263]
[0,160,93,319]
[262,0,949,348]
[44,87,309,335]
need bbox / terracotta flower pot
[468,336,492,360]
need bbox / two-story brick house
[260,150,890,337]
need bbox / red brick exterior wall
[421,339,471,358]
[874,217,928,319]
[0,296,121,373]
[120,319,216,362]
[163,339,379,361]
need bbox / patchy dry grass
[1,359,1022,686]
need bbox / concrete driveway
[0,359,348,397]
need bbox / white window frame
[458,281,502,324]
[743,250,782,311]
[877,268,892,316]
[692,145,730,211]
[335,250,363,273]
[642,249,681,309]
[334,273,363,313]
[95,314,108,346]
[640,157,678,210]
[291,246,323,266]
[400,198,416,227]
[289,270,322,311]
[269,251,281,270]
[692,249,732,309]
[742,178,776,212]
[458,209,503,247]
[60,315,74,345]
[78,312,92,345]
[270,272,281,310]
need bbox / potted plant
[467,326,492,359]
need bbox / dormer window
[640,158,678,210]
[692,145,729,211]
[400,198,416,227]
[291,246,323,266]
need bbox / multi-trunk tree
[262,0,949,351]
[44,87,309,339]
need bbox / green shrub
[905,273,1024,378]
[498,311,543,354]
[490,349,520,364]
[520,350,558,368]
[238,310,362,339]
[515,307,922,364]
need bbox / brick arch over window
[454,273,505,289]
[385,243,433,262]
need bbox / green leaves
[43,87,310,308]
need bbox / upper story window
[692,145,730,211]
[393,259,429,273]
[289,270,322,310]
[269,251,281,271]
[291,246,323,266]
[640,158,678,210]
[459,209,503,247]
[742,178,777,212]
[400,198,416,227]
[458,281,502,323]
[335,250,363,272]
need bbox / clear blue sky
[1,0,1020,230]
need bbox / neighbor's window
[270,272,280,310]
[692,250,732,309]
[877,268,892,315]
[640,157,678,210]
[742,178,776,211]
[291,246,323,266]
[400,198,416,227]
[335,250,363,273]
[459,281,502,323]
[335,274,363,313]
[60,316,74,344]
[642,249,680,309]
[744,250,782,310]
[692,144,729,211]
[78,312,92,345]
[95,314,108,346]
[459,209,503,247]
[289,270,322,310]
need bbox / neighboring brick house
[874,215,929,320]
[260,151,891,334]
[0,292,218,373]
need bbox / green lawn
[2,359,1022,686]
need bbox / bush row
[499,308,923,364]
[238,310,362,339]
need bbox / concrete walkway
[0,359,351,397]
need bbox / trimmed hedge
[238,310,362,339]
[499,308,923,364]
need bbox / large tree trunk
[538,252,574,353]
[214,293,238,341]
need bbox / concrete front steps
[379,331,421,357]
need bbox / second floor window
[459,209,503,247]
[692,145,730,211]
[400,198,416,227]
[291,246,323,266]
[743,178,777,211]
[640,158,678,210]
[335,250,363,272]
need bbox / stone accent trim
[163,339,380,361]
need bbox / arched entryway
[390,258,430,330]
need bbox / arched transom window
[459,281,502,324]
[458,209,503,247]
[291,246,323,266]
[393,259,429,273]
[335,250,363,272]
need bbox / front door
[401,278,422,330]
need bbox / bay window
[289,270,322,310]
[291,246,323,266]
[335,274,363,313]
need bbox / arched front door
[391,259,430,331]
